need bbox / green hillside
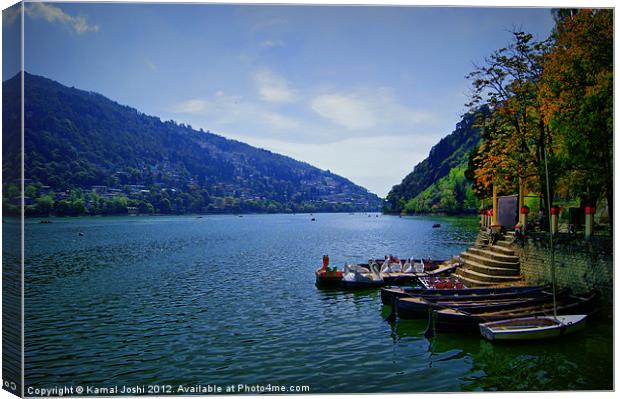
[384,107,487,214]
[402,162,479,214]
[2,73,382,216]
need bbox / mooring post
[520,205,529,232]
[492,185,498,226]
[550,206,559,235]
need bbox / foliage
[464,11,613,230]
[403,163,479,214]
[465,30,553,208]
[385,107,487,213]
[539,9,613,217]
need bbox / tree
[466,30,555,220]
[539,9,613,230]
[35,195,54,215]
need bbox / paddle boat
[315,255,343,287]
[342,261,384,288]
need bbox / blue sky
[5,2,556,196]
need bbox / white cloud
[170,99,210,114]
[310,88,436,132]
[310,94,376,130]
[261,112,300,130]
[25,3,99,34]
[255,69,296,103]
[170,91,300,132]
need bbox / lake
[19,213,612,392]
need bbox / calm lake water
[21,213,612,393]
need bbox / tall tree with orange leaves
[465,31,556,218]
[540,9,613,230]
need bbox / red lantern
[550,207,560,216]
[520,205,530,215]
[584,206,596,215]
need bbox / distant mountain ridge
[384,107,488,214]
[2,72,382,215]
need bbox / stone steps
[460,251,519,269]
[461,258,521,277]
[451,272,500,287]
[456,231,524,287]
[457,267,522,284]
[467,247,519,262]
[485,242,516,256]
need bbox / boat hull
[341,280,385,289]
[397,294,555,319]
[380,285,545,305]
[479,315,588,341]
[315,268,343,287]
[433,292,598,333]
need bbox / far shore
[1,211,482,220]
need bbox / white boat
[379,257,402,273]
[342,261,384,288]
[479,315,587,341]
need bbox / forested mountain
[384,107,488,214]
[2,72,382,216]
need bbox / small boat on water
[432,224,441,228]
[432,291,598,333]
[342,261,384,288]
[315,255,343,287]
[479,315,588,341]
[380,285,545,305]
[397,291,558,319]
[315,256,448,288]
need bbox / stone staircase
[453,231,523,287]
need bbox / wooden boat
[432,291,598,333]
[397,292,556,319]
[380,285,546,305]
[479,315,587,341]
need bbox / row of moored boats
[315,255,595,341]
